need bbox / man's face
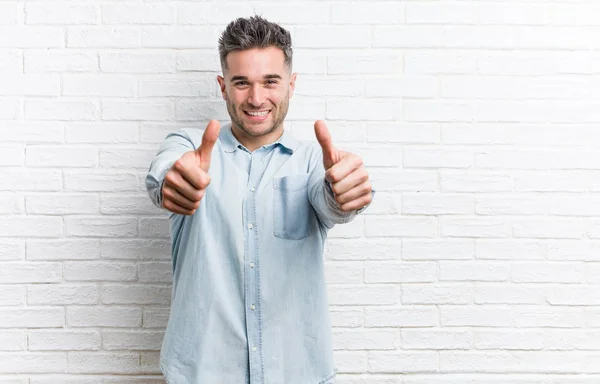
[217,47,296,139]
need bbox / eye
[234,81,248,87]
[265,80,278,86]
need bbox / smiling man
[146,16,373,384]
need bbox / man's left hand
[314,120,373,212]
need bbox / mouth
[243,109,271,122]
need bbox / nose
[247,85,266,108]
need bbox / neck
[231,124,284,152]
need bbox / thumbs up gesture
[162,120,221,215]
[314,120,373,212]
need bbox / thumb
[197,120,221,171]
[314,120,338,169]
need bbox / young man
[146,16,373,384]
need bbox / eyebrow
[230,74,283,82]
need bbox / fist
[161,120,220,215]
[314,120,373,212]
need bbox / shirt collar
[219,122,299,154]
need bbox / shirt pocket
[273,174,315,240]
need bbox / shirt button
[247,224,253,230]
[250,187,256,192]
[250,304,255,310]
[250,262,255,268]
[252,346,257,352]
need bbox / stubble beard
[226,93,290,138]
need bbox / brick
[100,194,162,215]
[331,2,403,24]
[28,330,101,351]
[252,3,330,24]
[368,351,438,373]
[403,240,474,261]
[475,284,545,305]
[63,76,137,97]
[101,240,170,260]
[547,241,600,261]
[102,100,172,121]
[403,193,474,215]
[25,3,98,25]
[64,171,138,192]
[0,122,63,143]
[0,97,20,119]
[67,27,139,48]
[25,50,98,73]
[0,75,60,96]
[366,217,437,238]
[441,171,513,192]
[0,217,62,237]
[102,331,164,351]
[328,285,397,306]
[141,26,220,49]
[26,194,99,214]
[0,240,25,261]
[512,262,584,283]
[0,3,17,25]
[142,308,170,329]
[30,377,101,384]
[0,308,64,328]
[369,170,437,192]
[404,52,476,75]
[403,284,473,305]
[402,330,471,350]
[174,100,229,122]
[327,100,398,121]
[177,3,254,25]
[334,351,367,374]
[27,284,99,305]
[295,26,371,48]
[102,3,175,24]
[101,285,171,305]
[25,100,97,121]
[0,27,64,48]
[406,3,478,24]
[440,262,510,282]
[0,331,25,351]
[516,307,584,328]
[67,353,140,374]
[0,286,25,306]
[67,307,141,328]
[0,353,67,373]
[65,217,138,238]
[333,329,397,350]
[440,217,511,238]
[513,218,587,239]
[176,50,221,72]
[139,217,170,238]
[0,193,24,214]
[331,308,363,328]
[27,240,101,261]
[0,262,61,283]
[325,262,363,284]
[404,100,478,122]
[367,123,439,144]
[100,52,174,74]
[326,239,401,261]
[328,51,402,75]
[364,262,436,284]
[64,262,137,282]
[140,124,184,144]
[26,146,97,167]
[140,76,216,97]
[442,306,513,327]
[0,50,21,73]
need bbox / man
[146,16,373,384]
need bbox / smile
[245,110,270,116]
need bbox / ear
[217,75,227,100]
[288,72,297,99]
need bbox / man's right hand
[161,120,221,215]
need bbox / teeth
[247,111,269,116]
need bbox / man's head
[217,16,296,143]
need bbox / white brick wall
[1,0,599,382]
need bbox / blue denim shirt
[145,123,367,384]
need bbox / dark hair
[218,15,293,71]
